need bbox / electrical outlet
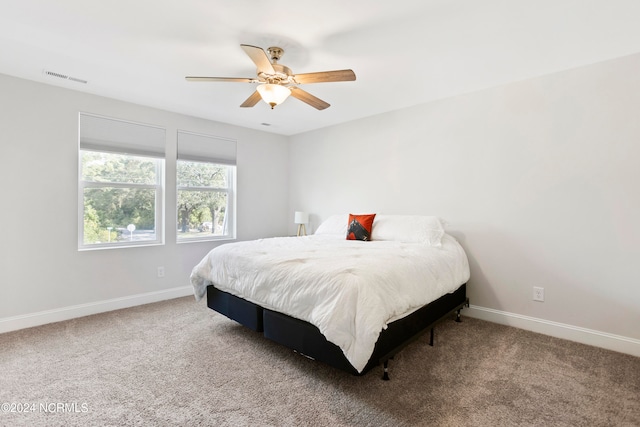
[533,286,544,302]
[157,267,165,278]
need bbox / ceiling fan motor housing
[259,63,294,85]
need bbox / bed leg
[382,360,390,381]
[455,309,462,323]
[429,327,434,346]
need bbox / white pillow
[314,214,349,236]
[371,215,446,246]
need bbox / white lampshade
[257,84,291,109]
[294,211,309,224]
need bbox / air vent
[44,70,68,79]
[68,76,88,84]
[43,69,88,84]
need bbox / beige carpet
[1,296,638,426]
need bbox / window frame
[175,130,237,244]
[77,113,166,251]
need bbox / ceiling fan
[186,44,356,110]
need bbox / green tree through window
[80,151,162,246]
[177,160,233,240]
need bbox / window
[176,131,236,241]
[79,114,165,249]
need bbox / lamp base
[296,224,306,236]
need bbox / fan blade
[293,69,356,84]
[240,91,262,108]
[185,76,255,83]
[289,87,330,110]
[240,44,276,75]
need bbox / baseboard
[0,286,194,334]
[464,305,640,358]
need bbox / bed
[190,214,470,378]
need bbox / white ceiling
[2,1,640,136]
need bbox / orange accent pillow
[346,213,376,241]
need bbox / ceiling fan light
[256,84,291,109]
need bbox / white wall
[0,73,289,329]
[289,53,640,352]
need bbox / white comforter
[190,234,470,372]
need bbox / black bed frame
[206,283,469,379]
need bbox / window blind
[79,113,166,158]
[177,130,237,165]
